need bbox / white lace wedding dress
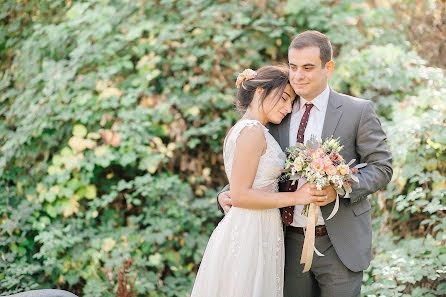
[191,119,286,297]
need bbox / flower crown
[236,69,257,89]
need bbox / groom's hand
[218,191,232,215]
[310,184,337,206]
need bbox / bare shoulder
[238,122,266,143]
[235,122,267,154]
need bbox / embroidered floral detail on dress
[230,224,240,256]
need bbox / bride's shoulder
[233,122,267,156]
[226,119,267,147]
[238,120,266,137]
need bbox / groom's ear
[325,60,335,78]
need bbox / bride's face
[262,84,295,124]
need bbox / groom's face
[288,46,333,101]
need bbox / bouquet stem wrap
[300,202,318,272]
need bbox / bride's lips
[279,112,286,118]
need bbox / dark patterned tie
[282,103,314,225]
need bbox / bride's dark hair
[236,65,290,112]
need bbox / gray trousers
[284,231,363,297]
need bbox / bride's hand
[292,183,328,205]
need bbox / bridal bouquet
[284,136,366,215]
[283,136,366,272]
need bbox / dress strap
[223,119,268,161]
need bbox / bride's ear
[255,88,264,97]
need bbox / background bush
[0,0,444,296]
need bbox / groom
[217,30,393,297]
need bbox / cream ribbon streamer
[300,202,318,272]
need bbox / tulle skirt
[191,207,285,297]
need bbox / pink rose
[323,156,332,168]
[311,159,324,172]
[326,165,337,176]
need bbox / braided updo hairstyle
[236,65,290,112]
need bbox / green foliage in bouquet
[0,0,444,296]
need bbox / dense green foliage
[1,0,444,296]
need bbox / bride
[191,65,326,297]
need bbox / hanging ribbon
[326,194,339,220]
[300,202,318,272]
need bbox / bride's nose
[284,100,292,113]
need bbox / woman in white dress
[191,65,326,297]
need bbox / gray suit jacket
[269,89,392,272]
[219,89,392,272]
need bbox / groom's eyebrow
[288,62,315,67]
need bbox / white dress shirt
[289,85,330,227]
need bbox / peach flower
[311,148,323,159]
[236,69,257,88]
[293,159,303,171]
[326,165,337,176]
[323,156,332,168]
[337,165,349,176]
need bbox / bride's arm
[230,125,326,209]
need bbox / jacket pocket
[352,200,371,216]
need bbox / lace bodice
[223,119,286,192]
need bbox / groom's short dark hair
[289,31,333,66]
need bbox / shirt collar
[295,85,330,112]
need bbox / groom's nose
[291,68,304,81]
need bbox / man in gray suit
[217,30,393,297]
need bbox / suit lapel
[321,90,343,140]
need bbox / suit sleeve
[348,101,393,204]
[216,184,230,213]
